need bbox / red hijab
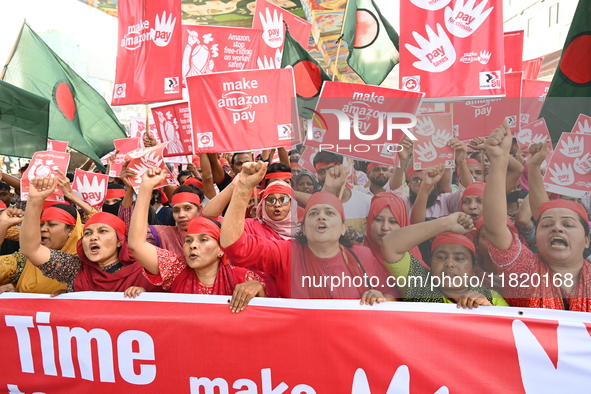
[365,193,426,266]
[73,212,160,292]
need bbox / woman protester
[221,162,397,300]
[367,211,508,308]
[19,177,161,293]
[483,121,591,310]
[294,172,320,195]
[127,168,267,312]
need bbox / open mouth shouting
[88,243,101,255]
[549,236,568,250]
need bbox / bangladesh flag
[2,23,127,170]
[281,29,331,119]
[341,0,399,86]
[539,0,591,145]
[0,80,49,158]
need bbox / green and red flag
[281,29,330,120]
[1,23,127,169]
[539,0,591,144]
[0,80,49,158]
[341,0,399,86]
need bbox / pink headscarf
[255,180,299,240]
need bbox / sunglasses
[264,196,291,206]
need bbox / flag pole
[1,20,26,80]
[332,0,352,81]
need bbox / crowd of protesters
[1,120,591,313]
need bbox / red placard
[124,143,170,193]
[252,0,311,69]
[452,72,522,143]
[520,79,550,126]
[182,25,261,77]
[522,57,544,80]
[151,102,194,157]
[516,118,551,151]
[72,169,109,210]
[571,114,591,134]
[543,133,591,197]
[1,293,590,393]
[186,68,300,153]
[400,0,505,99]
[304,81,423,166]
[46,140,68,152]
[298,145,318,173]
[110,138,141,178]
[412,113,455,170]
[504,30,524,72]
[20,151,70,201]
[129,116,157,143]
[112,0,182,105]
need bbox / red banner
[151,102,194,157]
[504,30,524,72]
[1,292,591,393]
[400,0,505,99]
[124,143,170,193]
[304,81,424,166]
[182,25,261,77]
[112,0,182,105]
[20,151,70,201]
[186,68,300,153]
[252,0,311,69]
[452,71,522,143]
[522,57,544,80]
[520,79,550,126]
[72,169,109,211]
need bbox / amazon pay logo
[479,71,501,89]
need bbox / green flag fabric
[281,29,331,120]
[539,0,591,145]
[341,0,399,86]
[2,23,127,169]
[0,80,49,158]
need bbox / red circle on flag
[353,9,379,48]
[293,60,322,98]
[560,34,591,84]
[55,82,76,121]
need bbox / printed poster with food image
[112,0,182,105]
[182,25,262,78]
[304,81,423,166]
[543,133,591,198]
[400,0,505,99]
[151,102,194,157]
[412,113,455,170]
[124,142,170,193]
[252,0,311,70]
[571,114,591,134]
[186,68,300,153]
[20,151,70,201]
[72,169,109,211]
[520,79,549,126]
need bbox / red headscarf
[40,206,76,226]
[538,199,588,224]
[172,192,201,206]
[365,193,426,266]
[183,177,203,190]
[367,163,379,173]
[105,188,126,199]
[314,161,340,173]
[462,182,485,200]
[303,192,345,221]
[406,166,420,181]
[289,162,302,169]
[457,158,484,176]
[431,232,476,255]
[264,172,292,180]
[73,212,160,292]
